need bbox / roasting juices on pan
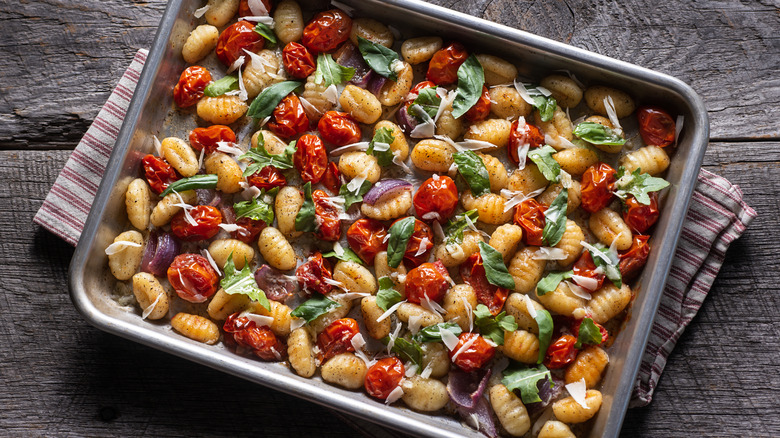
[106,1,681,436]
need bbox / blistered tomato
[142,155,179,194]
[317,111,362,146]
[619,235,651,281]
[571,318,609,346]
[170,205,223,241]
[301,9,352,53]
[238,0,272,18]
[413,175,459,223]
[346,219,388,264]
[316,318,359,362]
[215,21,264,67]
[268,94,309,139]
[460,252,509,315]
[623,192,660,234]
[313,189,341,241]
[282,42,317,79]
[247,165,287,190]
[514,198,547,246]
[404,261,451,304]
[231,216,266,244]
[637,106,676,147]
[426,42,468,85]
[581,162,617,213]
[464,86,490,122]
[449,333,496,372]
[189,125,236,154]
[173,66,212,108]
[321,162,341,195]
[508,120,545,165]
[572,250,605,292]
[167,253,219,303]
[293,134,328,184]
[543,334,578,369]
[390,217,434,267]
[365,357,405,400]
[224,313,286,361]
[296,252,334,295]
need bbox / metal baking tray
[69,0,709,436]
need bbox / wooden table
[2,0,778,436]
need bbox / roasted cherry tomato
[268,93,310,139]
[316,318,359,362]
[514,198,547,246]
[170,205,223,241]
[224,312,286,361]
[167,253,219,303]
[405,261,451,304]
[426,42,468,86]
[623,192,660,234]
[543,334,578,369]
[460,252,509,315]
[231,216,267,244]
[390,217,434,267]
[581,162,617,213]
[293,134,328,184]
[173,66,212,108]
[296,252,334,295]
[346,218,388,264]
[189,125,236,154]
[142,154,179,194]
[313,189,341,241]
[637,106,676,148]
[508,120,545,165]
[408,81,437,100]
[321,161,341,195]
[215,21,265,67]
[413,175,459,223]
[282,42,317,79]
[464,86,491,122]
[365,357,405,400]
[449,333,496,372]
[247,165,287,190]
[572,250,605,292]
[238,0,272,18]
[619,235,651,281]
[318,111,362,146]
[571,318,609,345]
[301,9,352,53]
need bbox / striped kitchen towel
[33,49,756,411]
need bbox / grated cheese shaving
[565,378,590,409]
[216,141,245,158]
[572,274,600,291]
[238,16,274,25]
[237,66,248,101]
[104,240,141,255]
[240,311,275,327]
[404,363,419,377]
[603,96,623,136]
[153,135,162,156]
[420,361,434,379]
[171,191,197,226]
[322,277,346,289]
[351,333,375,367]
[385,385,404,404]
[193,5,209,18]
[432,221,445,241]
[451,335,478,361]
[532,247,567,261]
[523,294,538,319]
[247,0,269,16]
[329,141,370,156]
[227,55,245,74]
[580,241,614,265]
[409,104,436,138]
[513,79,537,106]
[198,147,205,170]
[201,249,223,276]
[566,281,592,300]
[392,153,413,174]
[386,322,402,354]
[298,96,323,118]
[408,315,422,334]
[377,300,407,322]
[332,241,345,256]
[440,326,460,351]
[544,133,577,149]
[501,187,546,212]
[290,317,305,331]
[422,295,447,315]
[141,293,162,320]
[414,237,430,257]
[218,223,244,233]
[560,169,573,189]
[462,296,474,333]
[323,84,339,104]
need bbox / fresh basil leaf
[383,336,422,368]
[534,309,554,364]
[294,182,316,232]
[159,174,218,197]
[536,270,573,296]
[413,322,463,343]
[451,55,485,119]
[613,166,670,205]
[588,243,623,288]
[375,277,403,312]
[534,95,557,122]
[247,81,302,119]
[527,145,560,183]
[575,317,604,349]
[574,122,626,146]
[239,138,296,177]
[367,127,395,167]
[478,241,516,290]
[291,295,341,322]
[444,210,479,245]
[338,178,373,210]
[221,253,269,311]
[502,364,552,404]
[386,216,415,268]
[233,196,275,225]
[314,54,355,86]
[253,22,277,44]
[322,246,364,265]
[204,75,239,97]
[453,150,491,198]
[542,188,568,247]
[357,36,400,81]
[412,87,441,120]
[474,304,517,345]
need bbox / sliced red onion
[254,264,298,302]
[525,375,564,417]
[334,43,372,87]
[367,74,388,95]
[396,104,419,133]
[447,368,492,410]
[362,179,412,206]
[220,204,236,224]
[196,189,221,207]
[455,397,497,438]
[140,232,180,277]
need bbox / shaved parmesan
[377,300,407,322]
[580,241,614,265]
[201,249,223,276]
[420,361,434,378]
[513,79,536,106]
[104,240,141,255]
[240,311,275,327]
[560,169,573,189]
[299,96,323,118]
[172,191,197,226]
[501,187,546,212]
[332,241,345,256]
[432,221,445,241]
[462,296,474,333]
[240,183,262,200]
[609,231,626,254]
[410,104,435,138]
[385,385,404,404]
[545,133,577,149]
[422,295,446,315]
[323,84,339,104]
[415,237,430,257]
[392,153,413,174]
[141,293,162,320]
[434,89,457,123]
[532,247,567,261]
[153,135,162,156]
[463,214,491,240]
[408,315,422,334]
[322,277,346,289]
[675,115,684,145]
[237,66,248,101]
[227,55,245,74]
[572,274,600,291]
[216,141,244,158]
[522,294,538,319]
[451,335,478,361]
[329,141,370,156]
[247,0,269,16]
[565,378,590,409]
[193,5,209,18]
[321,195,346,210]
[405,363,419,377]
[238,16,274,25]
[290,317,305,331]
[603,96,623,136]
[553,69,586,89]
[386,322,402,354]
[346,175,366,193]
[198,147,205,170]
[566,281,592,300]
[440,326,460,351]
[218,223,244,233]
[351,333,375,367]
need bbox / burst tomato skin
[390,218,434,267]
[173,66,212,108]
[514,198,547,246]
[247,165,287,190]
[313,189,341,241]
[581,163,618,213]
[170,205,223,241]
[189,125,236,154]
[408,81,437,99]
[238,0,272,17]
[365,357,405,400]
[637,106,676,147]
[426,42,468,86]
[623,192,660,234]
[449,333,496,372]
[142,155,179,194]
[405,261,451,304]
[224,313,286,361]
[321,162,341,195]
[464,86,491,122]
[296,252,334,295]
[231,216,266,244]
[268,94,310,139]
[167,253,219,303]
[346,219,388,264]
[572,251,605,292]
[508,121,545,165]
[460,252,509,315]
[543,334,578,369]
[317,111,362,146]
[215,21,265,67]
[282,42,317,79]
[619,235,651,281]
[292,134,328,184]
[301,9,352,53]
[316,318,359,362]
[413,176,459,223]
